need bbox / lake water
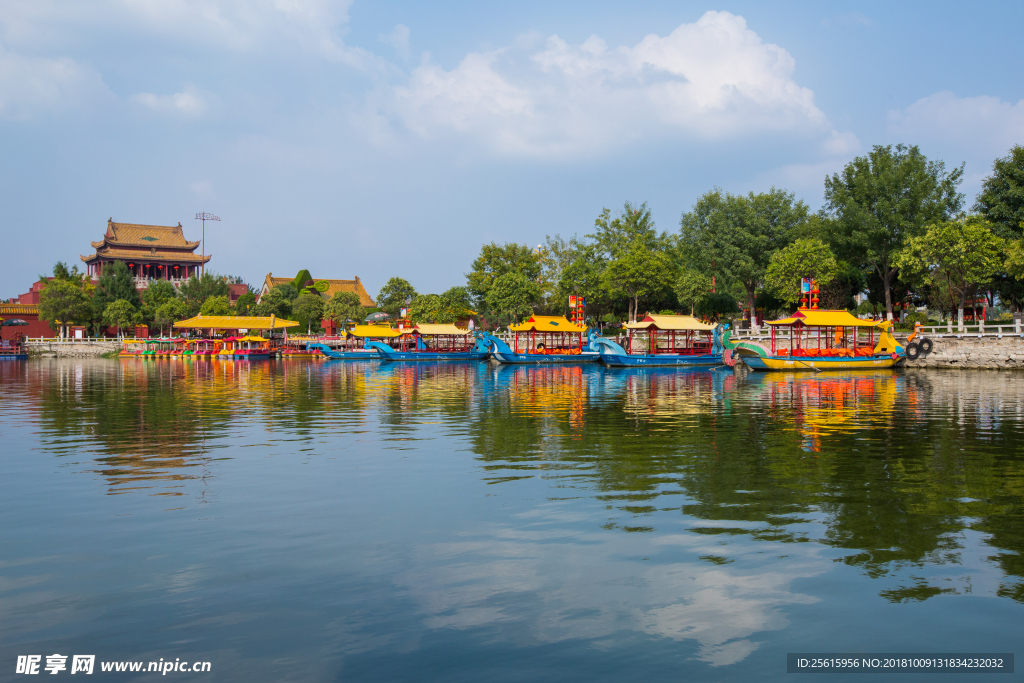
[1,359,1022,681]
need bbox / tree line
[378,143,1024,330]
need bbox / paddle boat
[592,315,728,367]
[481,316,600,364]
[364,323,490,362]
[307,324,402,360]
[232,335,273,360]
[729,309,904,371]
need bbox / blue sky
[1,0,1022,299]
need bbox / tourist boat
[481,316,600,364]
[0,331,28,360]
[364,324,491,362]
[185,339,221,358]
[729,309,904,371]
[308,325,403,360]
[232,335,273,360]
[592,315,728,367]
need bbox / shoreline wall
[902,335,1024,370]
[26,340,119,358]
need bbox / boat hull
[492,351,600,364]
[740,354,903,371]
[376,351,490,362]
[317,350,381,360]
[600,352,723,367]
[0,354,27,360]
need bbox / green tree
[823,144,964,319]
[408,287,473,324]
[103,299,140,338]
[680,188,808,330]
[154,299,190,336]
[93,262,142,313]
[602,243,673,322]
[141,280,177,325]
[895,217,1003,326]
[179,272,230,315]
[292,292,326,334]
[974,145,1024,239]
[467,243,541,310]
[764,238,841,306]
[200,295,231,316]
[324,291,363,327]
[485,271,539,326]
[557,244,607,317]
[376,277,418,317]
[38,264,94,337]
[590,201,664,259]
[252,288,292,318]
[673,268,712,315]
[234,292,257,315]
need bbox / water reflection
[4,359,1024,676]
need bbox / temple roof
[98,219,201,249]
[261,273,376,307]
[81,247,211,264]
[510,315,586,333]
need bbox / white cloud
[132,85,208,116]
[379,23,411,61]
[385,11,838,158]
[0,44,108,119]
[888,91,1024,158]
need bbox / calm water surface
[1,359,1023,681]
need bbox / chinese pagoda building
[80,218,211,285]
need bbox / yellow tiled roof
[81,248,211,264]
[510,315,586,333]
[174,315,299,329]
[413,324,470,336]
[106,220,199,248]
[626,315,717,331]
[768,309,883,328]
[0,303,38,315]
[261,273,376,306]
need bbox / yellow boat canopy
[413,324,470,336]
[767,309,885,328]
[174,315,299,330]
[237,335,269,342]
[348,325,404,338]
[626,314,717,331]
[510,315,586,333]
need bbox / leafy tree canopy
[154,299,190,336]
[200,295,231,316]
[602,242,674,322]
[292,292,326,334]
[324,291,363,326]
[589,201,666,260]
[252,288,292,318]
[179,272,230,315]
[410,287,474,324]
[467,243,540,309]
[234,292,257,316]
[823,143,964,317]
[974,144,1024,239]
[38,263,94,337]
[93,262,142,313]
[485,271,540,326]
[376,277,418,317]
[680,187,808,328]
[103,299,140,337]
[674,268,712,316]
[764,238,841,306]
[895,217,1003,320]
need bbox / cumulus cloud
[131,85,209,116]
[888,91,1024,158]
[0,44,108,119]
[379,23,411,61]
[385,11,841,158]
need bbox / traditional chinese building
[80,218,211,285]
[258,273,375,306]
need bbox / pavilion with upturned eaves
[80,218,211,285]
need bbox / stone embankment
[899,334,1024,370]
[26,340,120,358]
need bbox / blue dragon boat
[307,324,401,360]
[365,324,491,362]
[592,315,728,367]
[481,316,600,364]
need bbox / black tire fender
[905,342,921,360]
[919,338,933,355]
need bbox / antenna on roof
[194,212,220,276]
